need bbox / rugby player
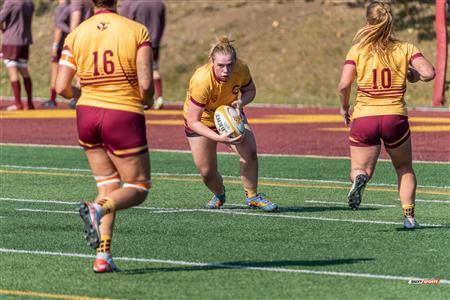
[338,1,435,229]
[184,36,278,212]
[56,0,154,272]
[0,0,34,110]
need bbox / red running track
[1,102,449,162]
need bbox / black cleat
[79,202,101,249]
[348,174,368,210]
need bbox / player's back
[64,10,150,114]
[349,41,421,118]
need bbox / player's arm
[55,65,76,98]
[186,99,241,144]
[70,10,81,31]
[136,45,154,107]
[52,28,62,56]
[409,56,435,82]
[337,64,356,126]
[232,80,256,112]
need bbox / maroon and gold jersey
[183,59,252,128]
[60,10,150,114]
[345,41,423,119]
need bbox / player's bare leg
[42,62,59,108]
[231,124,277,211]
[385,137,417,229]
[188,136,225,208]
[79,148,150,272]
[348,145,380,209]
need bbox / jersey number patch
[93,50,115,76]
[372,68,392,89]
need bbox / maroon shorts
[1,45,29,61]
[349,115,410,148]
[76,106,148,157]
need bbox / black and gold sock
[96,234,111,254]
[402,204,415,218]
[97,197,116,216]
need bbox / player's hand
[231,99,244,113]
[216,132,243,144]
[340,106,351,126]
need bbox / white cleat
[403,216,419,230]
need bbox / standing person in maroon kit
[120,0,166,109]
[42,0,71,108]
[0,0,34,111]
[68,0,93,109]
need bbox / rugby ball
[214,105,245,138]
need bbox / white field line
[16,208,77,214]
[305,200,396,208]
[12,204,450,228]
[415,199,450,204]
[1,142,449,165]
[0,248,448,284]
[2,164,450,190]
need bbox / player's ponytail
[353,1,397,67]
[209,36,237,62]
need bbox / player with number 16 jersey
[60,9,150,114]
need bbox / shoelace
[255,194,272,204]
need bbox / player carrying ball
[338,1,435,229]
[183,36,278,212]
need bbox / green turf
[0,145,449,299]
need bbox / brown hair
[93,0,115,8]
[353,1,398,67]
[209,36,237,62]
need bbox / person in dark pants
[120,0,166,109]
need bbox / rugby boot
[93,253,120,273]
[348,174,368,210]
[79,202,101,249]
[206,194,226,209]
[245,194,278,212]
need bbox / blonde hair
[209,36,237,62]
[354,1,398,67]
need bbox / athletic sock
[11,80,22,106]
[245,188,257,199]
[23,77,33,105]
[50,88,57,103]
[96,234,111,254]
[402,204,415,218]
[97,197,116,216]
[154,78,162,98]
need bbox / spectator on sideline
[0,0,34,111]
[42,0,71,108]
[183,36,278,212]
[120,0,166,109]
[56,0,154,272]
[338,1,435,229]
[68,0,94,109]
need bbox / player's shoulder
[191,64,213,87]
[235,59,249,71]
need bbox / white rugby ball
[214,105,245,138]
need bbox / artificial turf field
[0,144,449,299]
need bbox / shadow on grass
[277,206,379,213]
[120,258,375,275]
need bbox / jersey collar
[94,9,116,15]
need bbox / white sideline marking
[0,197,76,205]
[2,164,450,190]
[305,200,396,208]
[16,208,77,214]
[13,204,450,228]
[415,199,450,204]
[0,248,448,284]
[2,142,450,164]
